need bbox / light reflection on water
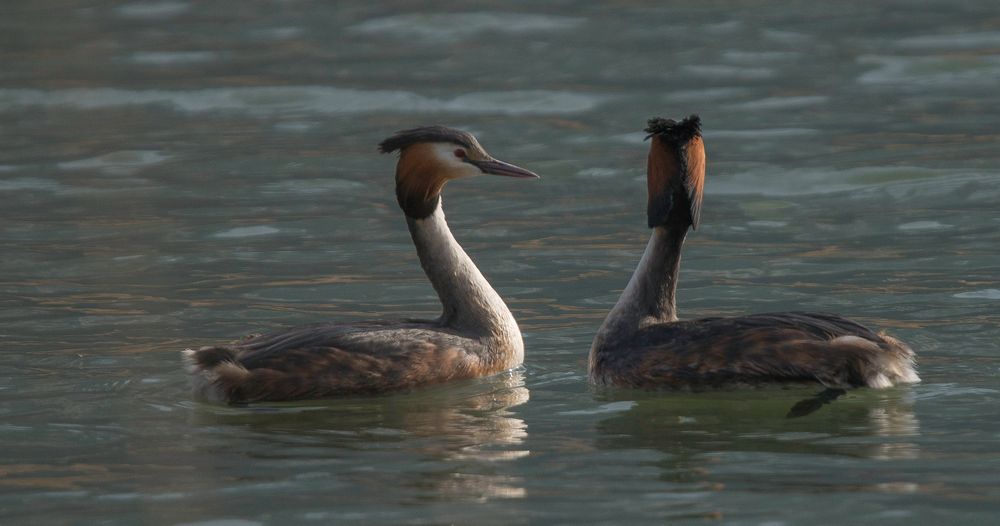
[3,0,1000,524]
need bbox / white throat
[406,201,524,366]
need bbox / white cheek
[430,144,482,178]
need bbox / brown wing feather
[190,321,489,403]
[593,312,916,390]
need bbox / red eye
[453,149,466,159]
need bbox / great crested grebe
[589,115,919,391]
[183,126,538,403]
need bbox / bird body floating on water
[589,115,919,391]
[184,126,538,403]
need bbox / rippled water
[2,1,999,524]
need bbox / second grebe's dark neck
[596,222,689,342]
[627,223,688,323]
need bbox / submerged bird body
[589,115,918,391]
[184,126,537,403]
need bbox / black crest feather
[378,126,475,154]
[644,114,701,143]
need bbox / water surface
[2,1,999,524]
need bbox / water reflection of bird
[589,115,919,392]
[181,372,531,505]
[594,390,919,484]
[184,126,538,403]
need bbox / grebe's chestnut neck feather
[645,114,705,230]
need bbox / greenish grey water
[2,1,999,524]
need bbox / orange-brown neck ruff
[395,143,452,219]
[645,115,705,230]
[378,125,479,219]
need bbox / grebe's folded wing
[629,313,916,389]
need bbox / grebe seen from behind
[589,115,919,391]
[184,126,538,403]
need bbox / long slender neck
[406,200,522,356]
[596,223,688,340]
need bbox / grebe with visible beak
[589,115,919,391]
[184,126,538,403]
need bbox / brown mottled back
[189,321,497,403]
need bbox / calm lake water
[2,1,999,524]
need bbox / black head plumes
[644,114,702,144]
[643,114,705,230]
[378,126,476,154]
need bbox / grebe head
[643,115,705,230]
[379,126,539,218]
